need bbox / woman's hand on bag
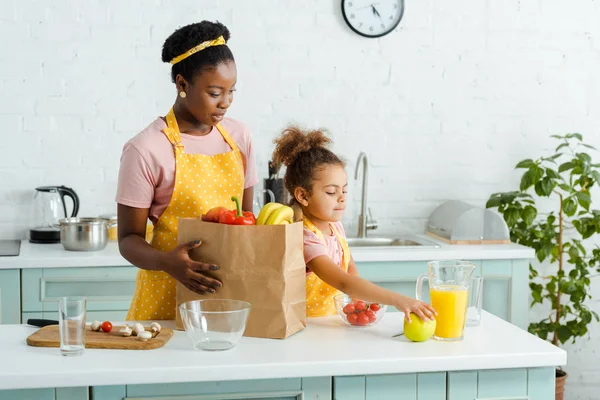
[162,240,222,295]
[394,295,437,323]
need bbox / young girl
[116,21,257,320]
[272,127,435,323]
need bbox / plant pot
[556,370,568,400]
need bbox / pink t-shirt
[116,117,258,224]
[303,222,347,272]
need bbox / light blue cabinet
[93,377,331,400]
[0,387,88,400]
[334,372,446,400]
[0,369,555,400]
[0,269,20,324]
[447,368,554,400]
[357,258,529,329]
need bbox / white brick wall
[1,1,600,397]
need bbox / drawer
[22,267,138,312]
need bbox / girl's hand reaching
[394,295,437,323]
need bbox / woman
[116,21,257,320]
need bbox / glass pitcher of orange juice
[416,260,475,341]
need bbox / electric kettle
[29,186,79,243]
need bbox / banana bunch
[256,202,295,225]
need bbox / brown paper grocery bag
[176,216,306,339]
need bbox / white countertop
[350,235,534,262]
[0,238,534,270]
[0,312,566,390]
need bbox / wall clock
[341,0,405,38]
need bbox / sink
[346,236,440,248]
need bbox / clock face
[342,0,405,38]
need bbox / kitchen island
[0,311,565,400]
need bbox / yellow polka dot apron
[303,217,351,317]
[126,108,244,320]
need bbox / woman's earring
[179,91,187,99]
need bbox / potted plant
[486,133,600,400]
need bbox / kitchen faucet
[354,152,378,238]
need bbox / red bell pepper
[218,196,256,226]
[202,206,228,223]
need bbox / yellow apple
[403,313,436,342]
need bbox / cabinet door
[97,377,331,400]
[333,373,445,400]
[448,368,554,400]
[0,387,88,400]
[0,389,53,400]
[0,269,20,324]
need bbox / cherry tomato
[354,300,367,312]
[356,311,370,326]
[365,309,377,323]
[343,303,356,315]
[101,321,112,333]
[369,303,381,312]
[347,313,359,325]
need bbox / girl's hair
[272,126,345,199]
[161,21,235,83]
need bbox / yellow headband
[169,36,226,65]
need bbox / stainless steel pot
[58,217,114,251]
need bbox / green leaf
[520,172,532,191]
[557,326,572,344]
[577,153,592,163]
[568,245,580,259]
[568,133,583,141]
[563,197,578,216]
[516,159,535,169]
[556,142,570,152]
[546,168,561,179]
[486,195,502,209]
[583,143,597,150]
[521,165,544,191]
[558,183,572,192]
[522,206,537,226]
[576,191,591,210]
[534,177,555,197]
[559,162,576,173]
[592,171,600,184]
[505,208,520,227]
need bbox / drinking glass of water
[58,296,86,356]
[466,277,484,327]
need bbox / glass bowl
[179,299,251,351]
[333,294,387,327]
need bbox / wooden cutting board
[26,324,174,350]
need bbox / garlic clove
[90,320,101,331]
[138,331,152,341]
[120,326,133,337]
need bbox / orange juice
[430,285,468,340]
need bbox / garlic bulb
[138,331,152,341]
[90,321,101,331]
[120,326,133,337]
